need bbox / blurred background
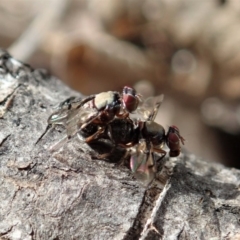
[2,0,240,168]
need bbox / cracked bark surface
[0,50,240,240]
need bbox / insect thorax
[94,91,120,110]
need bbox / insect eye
[123,95,139,112]
[170,125,179,133]
[122,86,139,112]
[123,86,136,95]
[168,132,179,143]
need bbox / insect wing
[48,108,69,126]
[130,141,146,173]
[130,94,164,121]
[49,135,68,152]
[146,94,164,121]
[48,96,82,126]
[130,140,155,185]
[65,107,97,138]
[58,96,78,109]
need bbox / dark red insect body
[122,86,140,113]
[166,125,185,157]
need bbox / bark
[0,50,240,240]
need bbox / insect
[129,124,185,184]
[47,87,184,184]
[78,94,165,147]
[78,94,185,184]
[47,86,141,150]
[48,86,141,136]
[128,108,184,183]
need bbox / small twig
[8,0,68,61]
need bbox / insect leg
[116,111,129,119]
[74,95,95,109]
[80,112,101,130]
[85,127,105,143]
[152,147,166,161]
[35,124,52,145]
[152,147,166,155]
[118,142,137,148]
[96,148,115,160]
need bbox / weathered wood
[0,50,240,240]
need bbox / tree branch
[0,50,239,240]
